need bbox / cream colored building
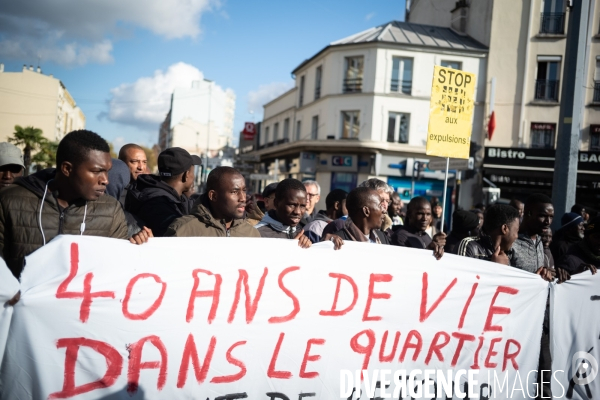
[407,0,600,207]
[248,21,488,211]
[0,64,86,142]
[159,79,236,157]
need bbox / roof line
[376,24,391,41]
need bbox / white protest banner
[0,236,549,399]
[551,272,600,399]
[0,258,19,368]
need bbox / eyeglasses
[306,193,319,198]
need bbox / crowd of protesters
[0,129,598,398]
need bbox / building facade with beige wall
[0,64,85,143]
[408,0,600,207]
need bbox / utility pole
[551,0,589,229]
[205,81,212,185]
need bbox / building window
[315,66,322,100]
[299,76,305,107]
[535,58,560,101]
[441,60,462,70]
[540,0,565,34]
[343,56,363,93]
[273,122,279,143]
[391,57,413,94]
[296,120,302,141]
[264,126,270,145]
[591,125,600,150]
[341,111,360,139]
[530,123,556,148]
[283,118,290,141]
[387,112,410,144]
[311,116,319,140]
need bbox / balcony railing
[539,13,565,34]
[343,78,362,93]
[390,79,412,95]
[594,81,600,103]
[535,79,560,101]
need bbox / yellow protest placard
[426,65,476,159]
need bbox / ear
[182,170,190,183]
[60,161,73,178]
[208,189,217,202]
[501,223,509,235]
[363,205,371,218]
[333,201,340,211]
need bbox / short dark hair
[118,143,144,161]
[56,130,110,167]
[407,196,430,212]
[483,204,520,234]
[325,189,348,209]
[571,204,585,215]
[509,198,523,208]
[274,178,306,200]
[346,187,377,216]
[206,166,242,192]
[525,193,553,209]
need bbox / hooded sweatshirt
[106,158,143,237]
[0,168,128,278]
[165,194,260,238]
[255,210,299,239]
[125,174,190,237]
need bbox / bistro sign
[484,147,600,171]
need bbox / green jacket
[0,169,129,278]
[165,194,260,238]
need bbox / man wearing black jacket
[333,187,389,244]
[126,147,201,236]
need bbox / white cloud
[105,62,232,133]
[247,81,295,115]
[0,0,218,66]
[365,12,376,21]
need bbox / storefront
[483,147,600,211]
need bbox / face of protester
[63,150,111,201]
[569,221,586,240]
[409,203,432,232]
[476,212,484,230]
[377,190,390,214]
[433,204,442,218]
[210,174,247,220]
[263,193,276,211]
[275,189,307,227]
[541,229,552,249]
[0,164,24,189]
[389,197,402,217]
[183,165,195,193]
[304,184,320,215]
[123,148,147,180]
[514,202,524,220]
[501,217,521,252]
[525,203,554,236]
[365,193,386,231]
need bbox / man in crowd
[457,204,520,265]
[254,178,313,248]
[556,215,600,282]
[445,210,480,254]
[391,196,446,259]
[0,130,150,278]
[126,147,201,237]
[166,167,260,238]
[302,180,320,225]
[388,192,404,226]
[261,182,278,213]
[0,143,24,189]
[509,198,524,223]
[118,143,148,181]
[541,228,554,268]
[571,204,590,223]
[332,187,389,244]
[304,189,347,242]
[470,208,484,237]
[512,193,555,279]
[358,178,393,231]
[550,212,584,262]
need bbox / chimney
[23,64,27,72]
[29,65,33,71]
[0,64,4,73]
[37,66,41,73]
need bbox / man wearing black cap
[126,147,201,236]
[556,215,600,282]
[550,212,584,261]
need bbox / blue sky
[0,0,406,150]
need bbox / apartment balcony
[539,13,565,35]
[534,79,560,102]
[343,78,362,93]
[390,79,412,95]
[594,81,600,103]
